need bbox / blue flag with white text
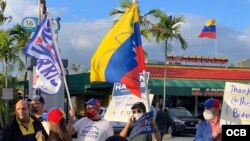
[129,111,154,140]
[23,14,62,95]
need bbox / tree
[150,12,187,53]
[109,0,162,41]
[9,24,31,77]
[69,63,81,73]
[150,11,188,107]
[0,0,11,25]
[69,63,89,74]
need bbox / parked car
[164,107,200,136]
[99,107,126,134]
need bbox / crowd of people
[0,95,221,141]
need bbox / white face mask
[134,113,143,120]
[203,109,214,120]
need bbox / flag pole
[215,39,217,57]
[133,0,151,112]
[48,13,73,109]
[143,71,151,112]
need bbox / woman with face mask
[67,98,114,141]
[194,98,222,141]
[120,102,161,141]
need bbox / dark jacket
[2,114,48,141]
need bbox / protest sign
[220,82,250,125]
[113,72,149,96]
[104,94,154,122]
[104,72,154,122]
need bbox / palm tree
[0,0,11,25]
[9,24,31,77]
[150,11,188,107]
[109,0,162,41]
[69,63,81,73]
[10,24,31,51]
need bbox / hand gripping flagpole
[48,13,73,109]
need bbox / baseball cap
[31,95,45,104]
[48,108,64,123]
[200,98,221,109]
[83,98,101,108]
[131,102,146,110]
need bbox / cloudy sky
[4,0,250,71]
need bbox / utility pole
[28,0,47,99]
[39,0,46,23]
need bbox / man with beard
[30,95,46,121]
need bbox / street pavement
[163,134,194,141]
[73,134,194,141]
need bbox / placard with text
[220,82,250,125]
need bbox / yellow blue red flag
[198,19,216,39]
[90,1,145,98]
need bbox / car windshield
[168,108,193,117]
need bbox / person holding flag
[120,102,161,141]
[23,11,73,109]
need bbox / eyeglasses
[132,109,142,114]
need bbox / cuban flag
[24,14,62,95]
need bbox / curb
[163,133,172,139]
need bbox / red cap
[201,98,221,109]
[83,98,101,109]
[48,108,63,123]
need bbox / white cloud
[4,1,250,70]
[5,0,37,23]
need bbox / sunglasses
[132,109,142,114]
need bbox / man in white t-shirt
[68,98,114,141]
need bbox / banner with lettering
[113,72,149,96]
[129,111,154,140]
[104,72,153,122]
[220,82,250,125]
[23,14,62,95]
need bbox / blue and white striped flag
[24,14,62,95]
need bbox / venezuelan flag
[90,1,145,98]
[198,19,216,39]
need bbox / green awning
[149,79,225,88]
[148,79,226,96]
[68,73,113,95]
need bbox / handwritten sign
[104,94,154,122]
[220,82,250,125]
[104,72,153,122]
